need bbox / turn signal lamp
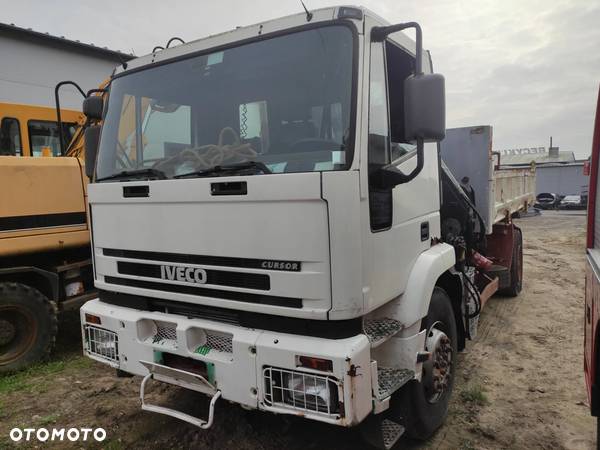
[85,313,102,325]
[296,355,333,372]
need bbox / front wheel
[393,287,458,440]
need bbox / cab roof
[113,6,399,77]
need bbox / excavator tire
[0,282,57,373]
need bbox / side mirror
[404,73,446,142]
[84,125,101,179]
[83,96,104,121]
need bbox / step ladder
[360,416,405,450]
[375,366,414,400]
[381,419,405,449]
[364,317,403,347]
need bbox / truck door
[362,29,441,313]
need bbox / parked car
[535,192,560,209]
[558,194,585,210]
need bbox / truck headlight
[85,325,119,363]
[285,372,331,411]
[263,367,339,415]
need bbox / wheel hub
[422,322,453,403]
[0,319,16,346]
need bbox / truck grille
[117,261,270,290]
[84,325,118,363]
[104,276,302,308]
[205,331,233,354]
[155,321,177,342]
[104,248,300,271]
[263,367,340,417]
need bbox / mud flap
[139,360,221,429]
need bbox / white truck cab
[79,6,527,448]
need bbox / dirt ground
[0,211,595,449]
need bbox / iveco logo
[160,265,207,284]
[260,260,300,271]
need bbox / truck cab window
[113,94,139,168]
[0,117,21,155]
[385,41,417,159]
[239,101,269,154]
[367,40,417,231]
[368,41,392,231]
[28,120,76,156]
[142,100,191,164]
[368,44,390,169]
[109,95,192,172]
[95,26,354,180]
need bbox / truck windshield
[96,25,354,180]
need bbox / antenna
[299,0,313,22]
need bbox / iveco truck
[79,7,529,448]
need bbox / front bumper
[81,299,373,426]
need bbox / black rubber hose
[462,268,482,319]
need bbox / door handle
[420,222,429,241]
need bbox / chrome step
[376,367,414,400]
[364,318,402,347]
[360,416,405,450]
[381,418,405,450]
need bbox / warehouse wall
[536,164,589,196]
[0,33,120,110]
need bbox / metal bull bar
[139,361,221,429]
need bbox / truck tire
[0,283,58,373]
[504,227,523,297]
[392,287,457,440]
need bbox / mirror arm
[374,140,424,189]
[378,139,424,187]
[405,139,424,180]
[55,81,87,156]
[371,22,423,75]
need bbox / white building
[0,22,133,109]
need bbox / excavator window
[28,120,76,156]
[0,117,22,156]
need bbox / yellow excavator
[0,82,103,372]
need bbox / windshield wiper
[96,168,167,182]
[174,161,272,179]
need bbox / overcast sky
[4,0,599,157]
